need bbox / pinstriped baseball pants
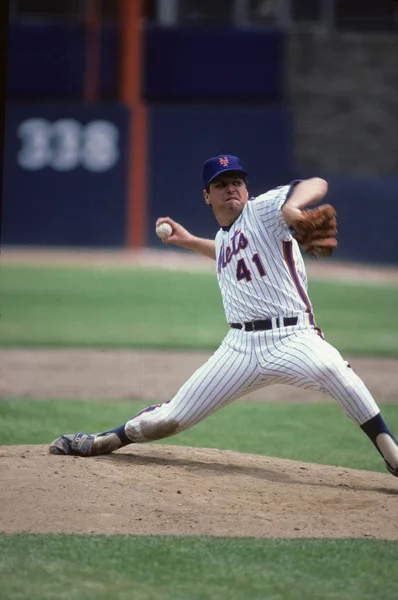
[124,321,380,443]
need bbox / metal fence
[9,0,398,32]
[158,0,398,30]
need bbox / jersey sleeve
[251,180,302,240]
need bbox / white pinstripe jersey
[215,183,314,324]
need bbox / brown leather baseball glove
[292,204,337,258]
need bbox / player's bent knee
[140,417,179,441]
[126,415,179,442]
[312,357,347,382]
[311,360,358,396]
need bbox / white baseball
[156,222,173,240]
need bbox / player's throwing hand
[155,217,193,247]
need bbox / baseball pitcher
[49,155,398,478]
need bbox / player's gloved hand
[291,204,338,258]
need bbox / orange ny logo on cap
[219,157,229,167]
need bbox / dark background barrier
[7,23,284,103]
[144,25,284,102]
[3,101,398,264]
[7,23,118,100]
[3,16,398,265]
[2,104,129,246]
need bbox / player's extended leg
[49,331,264,457]
[267,329,398,477]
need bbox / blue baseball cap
[202,155,248,188]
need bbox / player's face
[203,173,249,226]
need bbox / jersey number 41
[236,254,266,282]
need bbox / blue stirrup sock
[360,413,397,455]
[97,424,130,446]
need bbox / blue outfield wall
[7,23,118,99]
[147,105,294,245]
[2,102,397,265]
[2,104,129,246]
[144,25,284,103]
[7,23,284,103]
[2,103,294,249]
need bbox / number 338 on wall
[17,118,120,172]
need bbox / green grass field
[2,399,398,473]
[1,535,397,600]
[1,264,397,355]
[1,263,398,599]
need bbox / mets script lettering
[218,229,248,273]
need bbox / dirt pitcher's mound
[2,445,398,539]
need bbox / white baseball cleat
[49,432,95,457]
[49,431,122,456]
[385,461,398,477]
